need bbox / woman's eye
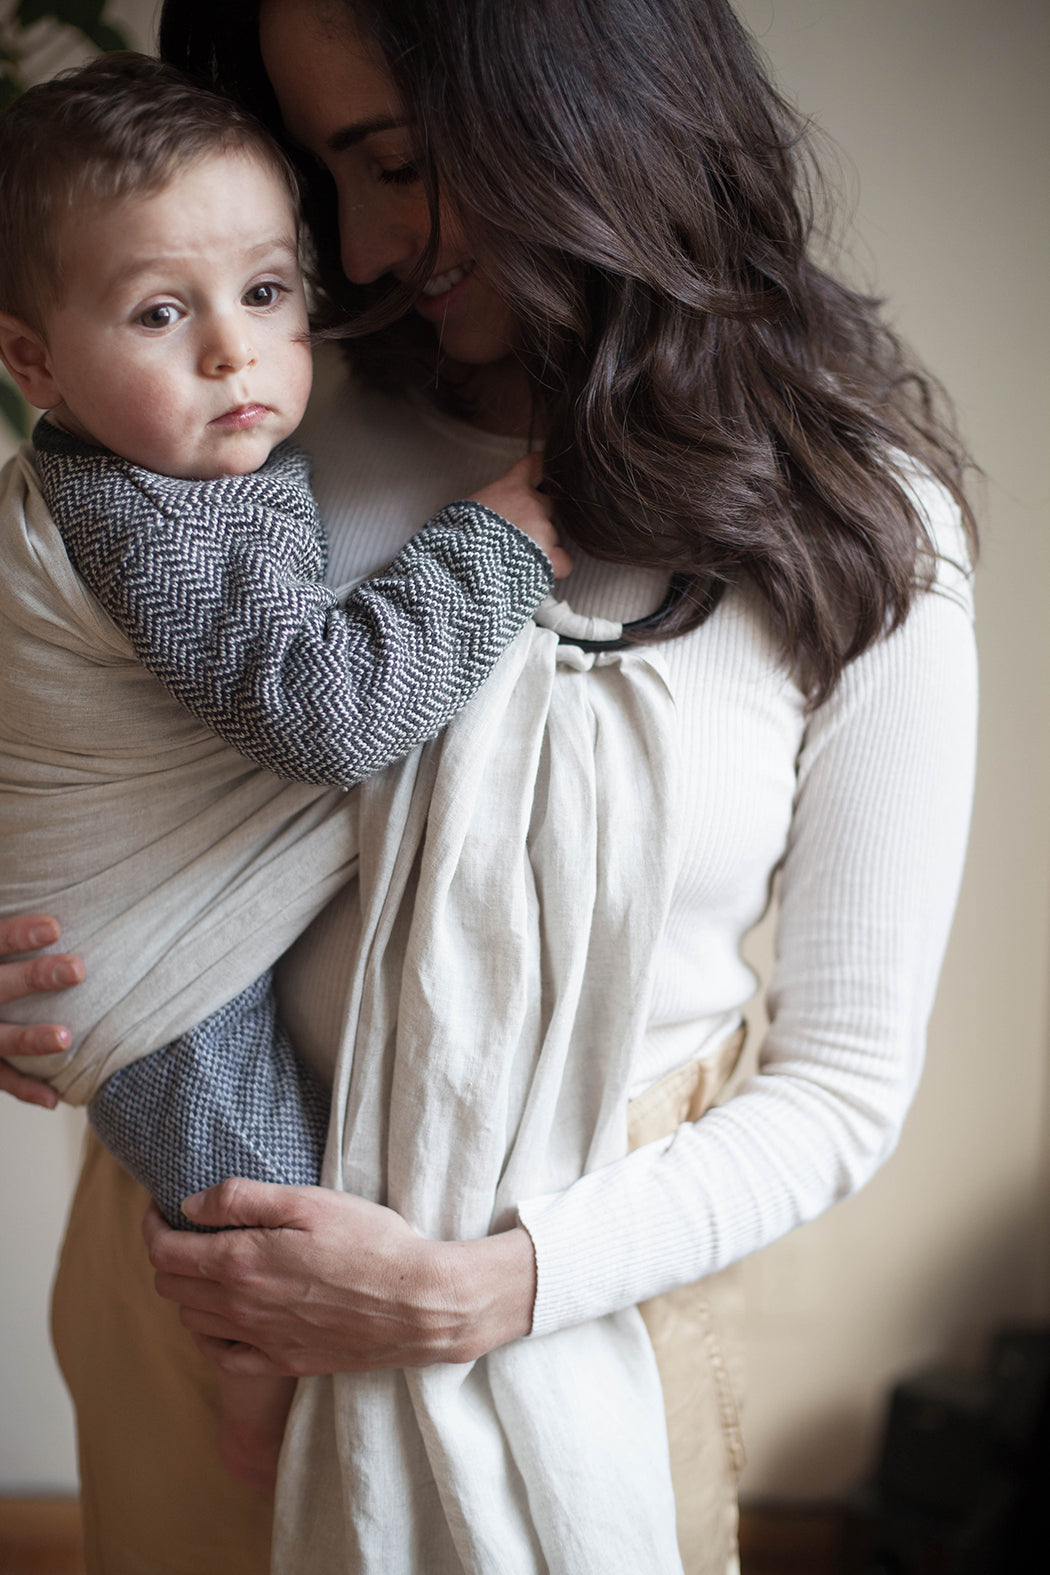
[244,282,283,307]
[137,303,180,329]
[378,162,420,188]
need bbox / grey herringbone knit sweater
[32,418,553,1226]
[34,418,552,788]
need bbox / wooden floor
[739,1504,849,1574]
[0,1497,848,1575]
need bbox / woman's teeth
[420,260,474,298]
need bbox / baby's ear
[0,314,60,411]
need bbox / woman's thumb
[180,1176,302,1230]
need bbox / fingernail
[41,1027,71,1051]
[181,1193,203,1217]
[29,923,57,948]
[51,961,80,987]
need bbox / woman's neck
[438,356,541,440]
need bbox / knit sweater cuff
[516,1143,724,1339]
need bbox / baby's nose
[201,320,256,375]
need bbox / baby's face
[40,149,313,480]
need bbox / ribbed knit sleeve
[520,507,977,1335]
[33,421,553,789]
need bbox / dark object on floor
[844,1324,1050,1574]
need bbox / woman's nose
[337,193,430,287]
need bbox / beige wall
[731,0,1050,1498]
[1,0,1048,1502]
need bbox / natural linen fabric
[0,451,358,1102]
[274,608,686,1575]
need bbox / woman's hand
[143,1180,537,1378]
[0,915,85,1108]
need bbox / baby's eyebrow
[105,234,301,290]
[243,235,301,265]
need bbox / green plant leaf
[15,0,125,41]
[0,376,32,443]
[13,2,131,56]
[17,1,89,28]
[15,0,59,27]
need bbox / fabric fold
[275,613,685,1574]
[0,451,359,1102]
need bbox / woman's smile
[417,258,475,299]
[259,0,518,367]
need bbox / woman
[0,0,978,1570]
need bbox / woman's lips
[420,260,475,298]
[413,259,476,319]
[210,404,269,430]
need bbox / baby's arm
[35,430,563,788]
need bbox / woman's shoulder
[891,455,976,620]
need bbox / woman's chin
[412,281,517,367]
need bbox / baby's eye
[244,282,284,308]
[137,303,181,329]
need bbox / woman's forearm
[441,1224,537,1360]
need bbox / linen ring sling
[1,422,552,1219]
[1,437,688,1569]
[273,602,687,1575]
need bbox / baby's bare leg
[216,1372,296,1500]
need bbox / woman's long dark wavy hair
[161,0,976,702]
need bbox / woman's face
[259,0,518,367]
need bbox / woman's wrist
[436,1225,537,1363]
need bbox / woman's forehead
[258,0,359,45]
[259,0,404,134]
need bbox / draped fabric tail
[274,611,685,1574]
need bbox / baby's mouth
[210,404,269,430]
[420,259,475,298]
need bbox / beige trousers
[52,1035,745,1575]
[629,1029,748,1575]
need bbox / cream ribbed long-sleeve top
[278,368,977,1337]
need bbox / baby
[0,53,566,1494]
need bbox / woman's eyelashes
[377,160,420,187]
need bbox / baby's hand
[472,454,572,580]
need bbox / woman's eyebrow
[327,115,410,154]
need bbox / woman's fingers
[142,1200,238,1285]
[190,1332,282,1377]
[151,1267,227,1313]
[145,1186,459,1371]
[0,914,61,958]
[0,914,84,1070]
[179,1176,316,1233]
[0,1060,60,1108]
[179,1305,253,1344]
[0,913,83,1094]
[0,950,84,1009]
[0,953,85,1003]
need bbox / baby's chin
[159,435,294,482]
